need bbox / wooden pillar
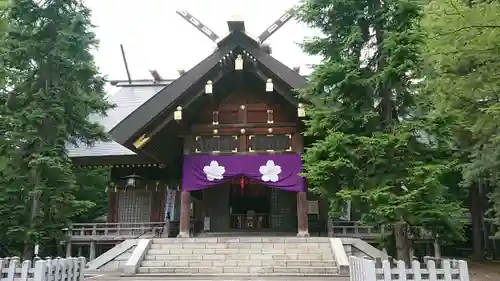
[296,191,309,237]
[89,241,96,261]
[149,189,157,222]
[178,190,191,238]
[77,246,83,257]
[107,191,117,223]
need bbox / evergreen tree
[0,0,113,258]
[421,0,500,259]
[296,0,465,262]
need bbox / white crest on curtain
[203,160,226,181]
[259,160,282,182]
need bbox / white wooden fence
[0,257,86,281]
[349,256,469,281]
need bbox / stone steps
[93,274,349,281]
[137,266,338,274]
[138,237,339,276]
[141,260,335,267]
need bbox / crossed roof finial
[175,7,294,46]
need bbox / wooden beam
[190,122,296,131]
[190,126,295,136]
[71,155,159,167]
[138,69,227,142]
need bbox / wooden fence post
[78,257,86,281]
[396,260,406,281]
[411,260,421,281]
[458,260,469,281]
[381,260,391,281]
[349,256,360,281]
[443,259,452,281]
[362,258,376,281]
[7,257,19,281]
[20,260,31,280]
[46,257,54,281]
[34,259,46,281]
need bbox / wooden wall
[186,89,302,154]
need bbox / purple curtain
[182,154,305,192]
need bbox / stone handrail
[331,221,389,239]
[331,221,432,240]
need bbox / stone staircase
[137,237,341,276]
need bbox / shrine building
[68,15,332,252]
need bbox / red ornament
[240,176,245,190]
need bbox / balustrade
[69,222,164,241]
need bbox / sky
[84,0,322,88]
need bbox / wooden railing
[69,222,165,241]
[69,220,433,241]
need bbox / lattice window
[247,134,292,152]
[117,190,151,224]
[193,135,239,153]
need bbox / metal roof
[67,82,169,158]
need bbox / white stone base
[296,230,310,237]
[177,231,190,238]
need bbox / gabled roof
[109,31,308,146]
[67,82,170,158]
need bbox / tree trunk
[24,171,40,261]
[394,221,411,264]
[471,182,485,260]
[434,237,441,259]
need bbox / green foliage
[72,167,110,223]
[296,0,466,245]
[0,0,113,256]
[421,0,500,234]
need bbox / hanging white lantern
[123,174,144,188]
[174,106,183,121]
[297,103,306,118]
[235,54,243,70]
[205,80,213,94]
[266,78,273,92]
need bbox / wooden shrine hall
[68,12,332,249]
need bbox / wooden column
[107,191,117,223]
[296,191,309,236]
[178,190,191,238]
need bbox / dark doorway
[229,178,271,230]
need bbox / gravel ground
[469,260,500,281]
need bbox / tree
[0,0,113,258]
[71,167,110,223]
[296,0,465,263]
[421,0,500,260]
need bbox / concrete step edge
[132,273,345,277]
[143,258,337,262]
[151,240,332,244]
[139,265,338,269]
